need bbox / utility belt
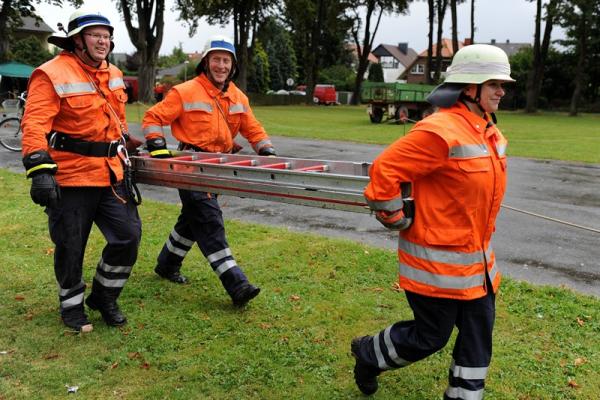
[47,131,121,157]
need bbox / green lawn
[126,103,600,163]
[1,169,599,399]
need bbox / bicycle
[0,91,26,152]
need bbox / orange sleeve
[364,130,448,205]
[141,89,183,140]
[20,70,61,156]
[238,98,270,146]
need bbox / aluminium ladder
[130,151,372,213]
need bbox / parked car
[313,84,337,105]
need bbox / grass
[1,169,599,399]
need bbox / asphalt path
[4,124,599,297]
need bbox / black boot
[230,282,260,307]
[351,336,381,395]
[61,304,93,333]
[155,264,188,284]
[86,292,127,327]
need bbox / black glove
[30,173,61,208]
[124,133,144,155]
[258,146,276,156]
[146,137,171,158]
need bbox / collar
[441,102,490,135]
[197,73,232,99]
[63,50,108,71]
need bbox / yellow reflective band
[150,149,171,157]
[26,163,57,177]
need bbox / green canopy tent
[0,62,34,100]
[0,62,35,78]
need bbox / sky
[35,0,565,56]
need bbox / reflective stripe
[373,333,389,369]
[229,103,246,113]
[488,261,498,282]
[496,143,507,156]
[61,292,84,308]
[444,386,484,400]
[171,230,194,247]
[450,359,488,380]
[109,77,125,90]
[207,248,232,263]
[214,260,237,276]
[366,197,404,212]
[54,82,95,96]
[183,102,212,112]
[58,281,85,297]
[166,239,189,257]
[143,125,163,135]
[399,262,484,290]
[94,274,127,288]
[398,238,487,266]
[26,163,57,177]
[448,144,489,158]
[98,259,132,274]
[447,60,511,77]
[383,325,411,368]
[253,139,272,152]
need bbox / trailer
[361,82,436,124]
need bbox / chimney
[398,42,408,54]
[491,39,496,44]
[464,38,472,46]
[506,39,510,44]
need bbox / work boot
[86,292,127,327]
[61,305,93,333]
[351,336,381,395]
[155,264,188,284]
[230,282,261,307]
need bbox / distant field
[126,103,600,163]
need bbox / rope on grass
[501,204,600,234]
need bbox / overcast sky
[35,0,564,55]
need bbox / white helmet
[427,44,515,107]
[195,35,238,79]
[48,10,114,51]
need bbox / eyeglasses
[84,33,113,41]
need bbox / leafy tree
[319,64,355,90]
[10,35,53,66]
[525,0,559,113]
[433,0,448,82]
[158,43,188,68]
[118,0,165,103]
[367,62,384,82]
[0,0,82,62]
[255,16,297,90]
[347,0,410,105]
[247,40,270,93]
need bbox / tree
[10,35,53,66]
[158,43,187,68]
[175,0,277,91]
[525,0,559,113]
[450,0,466,54]
[255,16,297,91]
[247,40,270,93]
[347,0,410,105]
[469,0,475,43]
[433,0,448,82]
[426,0,434,83]
[0,0,82,62]
[367,62,384,82]
[118,0,165,103]
[319,64,356,90]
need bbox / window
[379,56,399,69]
[411,64,425,74]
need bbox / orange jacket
[142,74,272,154]
[21,51,128,186]
[364,103,507,300]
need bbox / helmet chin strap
[75,33,107,68]
[460,84,486,114]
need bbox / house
[400,38,466,84]
[489,39,531,56]
[14,16,54,52]
[370,43,418,82]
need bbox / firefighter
[21,10,142,332]
[351,44,514,398]
[142,35,275,307]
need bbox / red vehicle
[123,76,138,102]
[313,84,337,105]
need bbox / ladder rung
[259,162,290,169]
[295,164,329,172]
[171,155,195,161]
[224,159,257,166]
[194,157,224,164]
